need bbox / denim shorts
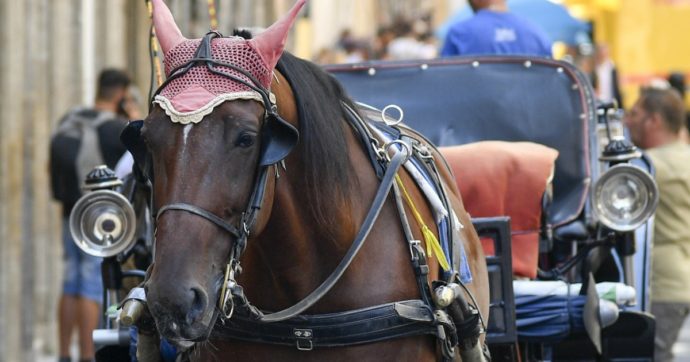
[62,219,103,302]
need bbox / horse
[125,0,489,360]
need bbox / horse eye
[235,132,256,148]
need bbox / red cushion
[440,141,558,278]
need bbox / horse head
[127,0,305,343]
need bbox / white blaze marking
[183,124,193,146]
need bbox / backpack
[51,108,115,192]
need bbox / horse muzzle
[145,281,218,341]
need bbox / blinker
[260,114,299,166]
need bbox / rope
[145,0,164,104]
[207,0,218,31]
[394,174,450,271]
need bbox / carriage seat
[440,141,558,279]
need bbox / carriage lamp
[592,164,659,232]
[598,107,642,163]
[69,166,137,257]
[599,136,642,163]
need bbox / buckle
[218,263,236,320]
[294,328,314,351]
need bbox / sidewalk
[674,315,690,361]
[37,339,77,362]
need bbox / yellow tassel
[395,175,450,271]
[422,226,450,271]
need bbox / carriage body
[326,56,657,361]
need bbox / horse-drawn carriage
[326,56,659,361]
[68,1,659,361]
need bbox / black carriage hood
[326,56,599,228]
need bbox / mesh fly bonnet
[151,0,306,124]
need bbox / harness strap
[213,300,438,350]
[236,165,271,253]
[156,203,242,239]
[392,180,435,309]
[395,174,450,271]
[341,102,386,179]
[410,143,460,280]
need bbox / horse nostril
[186,287,208,324]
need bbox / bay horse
[126,0,489,360]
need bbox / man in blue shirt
[441,0,552,57]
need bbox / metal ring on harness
[381,104,404,126]
[384,140,412,162]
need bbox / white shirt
[596,60,615,103]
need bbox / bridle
[147,30,290,317]
[144,31,412,328]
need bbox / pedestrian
[49,68,135,362]
[440,0,552,57]
[624,85,690,362]
[668,72,686,100]
[371,26,395,60]
[387,18,437,60]
[593,43,624,107]
[667,72,690,142]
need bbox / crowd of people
[314,18,439,64]
[314,0,554,64]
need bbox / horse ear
[249,0,306,72]
[151,0,186,53]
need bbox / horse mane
[232,29,357,236]
[276,52,358,234]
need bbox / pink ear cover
[152,0,307,119]
[151,0,186,53]
[249,0,306,71]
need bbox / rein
[144,0,163,102]
[230,147,410,323]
